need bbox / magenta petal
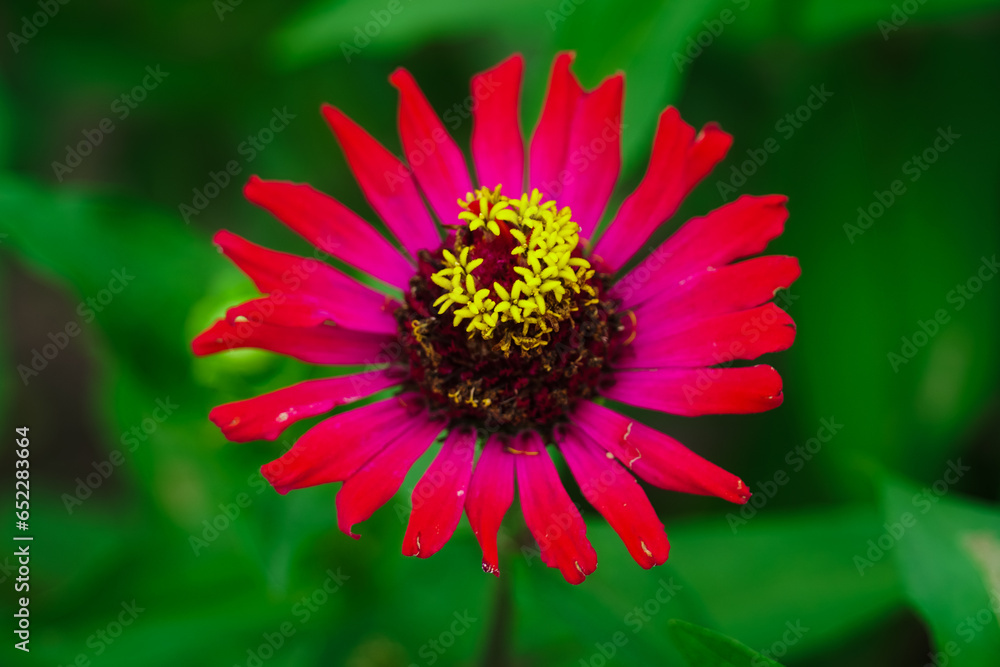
[529,52,584,197]
[593,108,732,269]
[465,434,516,576]
[471,54,525,196]
[602,365,784,417]
[618,302,796,369]
[572,401,751,504]
[214,231,401,333]
[390,68,473,225]
[191,318,395,366]
[557,424,669,569]
[261,394,424,494]
[336,415,447,538]
[515,431,597,585]
[209,369,405,443]
[224,292,397,335]
[559,73,623,240]
[402,427,477,558]
[241,178,414,290]
[322,104,442,257]
[611,194,789,308]
[633,255,801,331]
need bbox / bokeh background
[2,0,999,665]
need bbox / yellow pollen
[428,185,596,352]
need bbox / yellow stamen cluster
[430,186,596,351]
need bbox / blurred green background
[2,0,999,665]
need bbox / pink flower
[193,53,798,584]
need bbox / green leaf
[273,0,549,67]
[883,477,1000,666]
[669,619,785,667]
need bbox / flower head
[193,52,799,584]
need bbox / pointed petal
[593,108,732,269]
[515,430,597,584]
[210,369,405,442]
[465,434,516,576]
[241,178,414,290]
[402,427,477,558]
[611,194,789,308]
[322,104,441,256]
[633,255,801,330]
[602,365,784,417]
[572,401,751,504]
[617,303,796,369]
[224,291,397,335]
[214,230,400,333]
[390,68,473,225]
[558,72,623,240]
[529,52,583,197]
[557,424,669,569]
[471,54,525,197]
[336,414,446,537]
[191,318,395,366]
[261,393,424,494]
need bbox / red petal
[602,365,784,417]
[209,369,405,442]
[261,393,424,494]
[617,303,796,369]
[611,194,788,308]
[572,401,751,504]
[322,104,441,257]
[557,425,669,569]
[465,434,516,576]
[593,108,731,269]
[529,52,584,198]
[515,430,597,585]
[633,255,801,331]
[191,318,395,366]
[224,292,397,335]
[471,54,525,197]
[241,178,414,290]
[559,72,623,240]
[402,427,477,558]
[336,415,446,538]
[214,231,400,333]
[390,68,473,225]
